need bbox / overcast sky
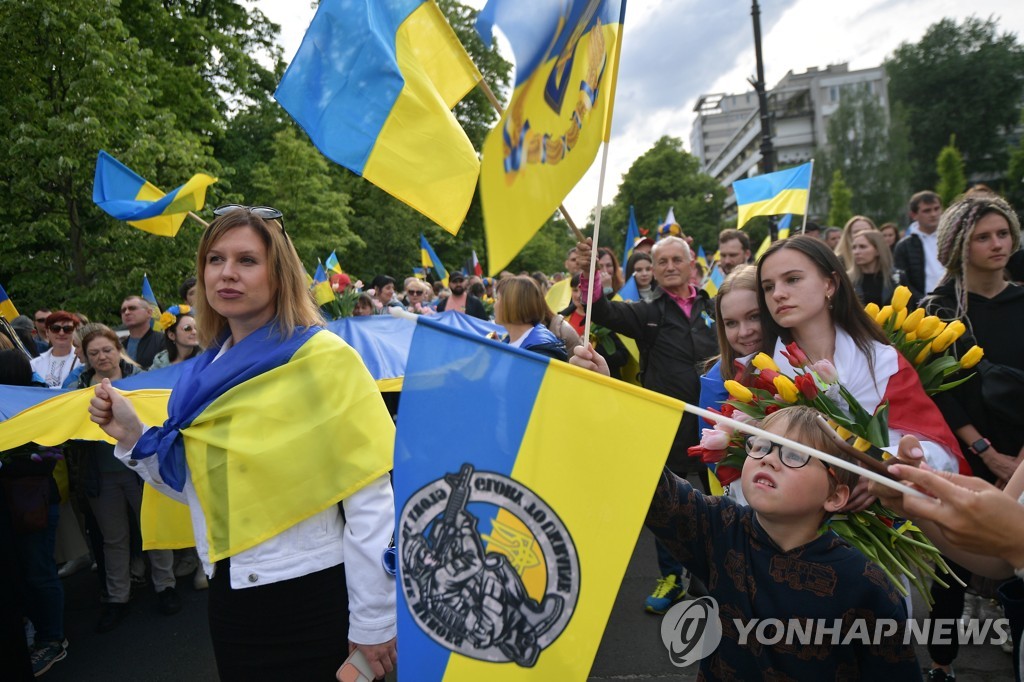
[253,0,1024,229]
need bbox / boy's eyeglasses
[213,205,287,237]
[745,436,812,469]
[48,324,75,335]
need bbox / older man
[576,236,719,614]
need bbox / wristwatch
[968,437,991,456]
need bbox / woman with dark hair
[848,230,905,306]
[597,247,625,296]
[179,276,198,308]
[88,205,396,680]
[625,252,656,302]
[755,236,967,511]
[150,305,202,369]
[370,275,403,313]
[495,276,568,361]
[920,194,1024,682]
[879,222,901,250]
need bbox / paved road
[44,529,1016,681]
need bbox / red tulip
[781,342,810,368]
[794,373,818,400]
[716,465,741,485]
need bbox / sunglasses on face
[213,205,287,237]
[35,317,48,324]
[121,305,140,314]
[745,436,812,469]
[408,291,424,297]
[49,324,75,335]
[178,325,195,333]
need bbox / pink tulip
[700,427,731,451]
[809,359,839,385]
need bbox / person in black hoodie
[923,193,1024,682]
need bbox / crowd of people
[2,187,1023,680]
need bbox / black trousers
[208,559,349,682]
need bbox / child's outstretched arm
[645,468,722,585]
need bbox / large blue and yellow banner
[394,318,682,680]
[275,0,481,235]
[732,162,812,229]
[92,151,216,237]
[476,0,626,274]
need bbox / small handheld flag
[0,283,19,321]
[622,205,639,278]
[325,251,343,275]
[141,275,161,329]
[420,235,449,286]
[93,151,216,237]
[312,264,335,306]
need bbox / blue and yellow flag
[657,206,682,240]
[732,162,812,229]
[275,0,481,235]
[420,234,449,286]
[312,263,335,306]
[622,205,639,278]
[777,213,792,239]
[696,245,709,269]
[0,282,19,321]
[544,278,572,314]
[477,0,626,274]
[395,319,682,679]
[703,263,725,297]
[617,274,639,302]
[754,234,772,261]
[325,250,343,275]
[141,274,161,329]
[92,151,216,237]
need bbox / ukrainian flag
[275,0,481,235]
[732,162,812,229]
[141,274,161,328]
[696,245,709,269]
[325,250,343,275]
[92,151,216,237]
[477,0,626,274]
[778,213,792,240]
[703,263,724,297]
[312,263,335,306]
[420,234,449,286]
[0,283,19,320]
[395,319,682,680]
[754,234,772,261]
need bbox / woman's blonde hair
[845,230,893,285]
[495,276,548,326]
[710,265,758,379]
[834,215,878,268]
[194,208,323,347]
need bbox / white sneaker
[193,567,209,591]
[58,554,92,578]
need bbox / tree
[813,86,910,223]
[886,16,1024,189]
[828,170,853,227]
[1006,112,1024,209]
[936,135,967,207]
[603,136,725,253]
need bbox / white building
[691,63,889,215]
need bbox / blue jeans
[655,537,683,579]
[13,502,64,643]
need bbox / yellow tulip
[852,437,872,452]
[914,344,932,366]
[890,285,913,313]
[864,302,880,319]
[931,320,967,354]
[946,320,967,342]
[836,425,853,440]
[773,375,799,403]
[905,332,917,342]
[752,352,780,373]
[724,380,754,403]
[894,307,908,329]
[915,316,944,340]
[959,345,984,370]
[875,305,893,326]
[901,308,925,334]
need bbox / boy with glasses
[646,405,919,678]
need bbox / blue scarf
[133,323,318,492]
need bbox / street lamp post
[750,0,778,240]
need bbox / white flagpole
[583,142,613,346]
[800,158,814,235]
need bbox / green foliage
[1007,115,1024,209]
[935,135,967,207]
[886,16,1024,190]
[828,170,853,227]
[812,86,911,224]
[601,136,725,254]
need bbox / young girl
[755,236,968,513]
[625,252,656,302]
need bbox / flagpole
[188,211,209,229]
[582,142,613,347]
[476,78,585,242]
[800,159,814,235]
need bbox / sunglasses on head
[49,324,75,335]
[213,205,287,237]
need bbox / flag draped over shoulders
[395,318,681,680]
[134,325,395,562]
[476,0,626,274]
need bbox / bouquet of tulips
[689,346,959,605]
[864,286,983,394]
